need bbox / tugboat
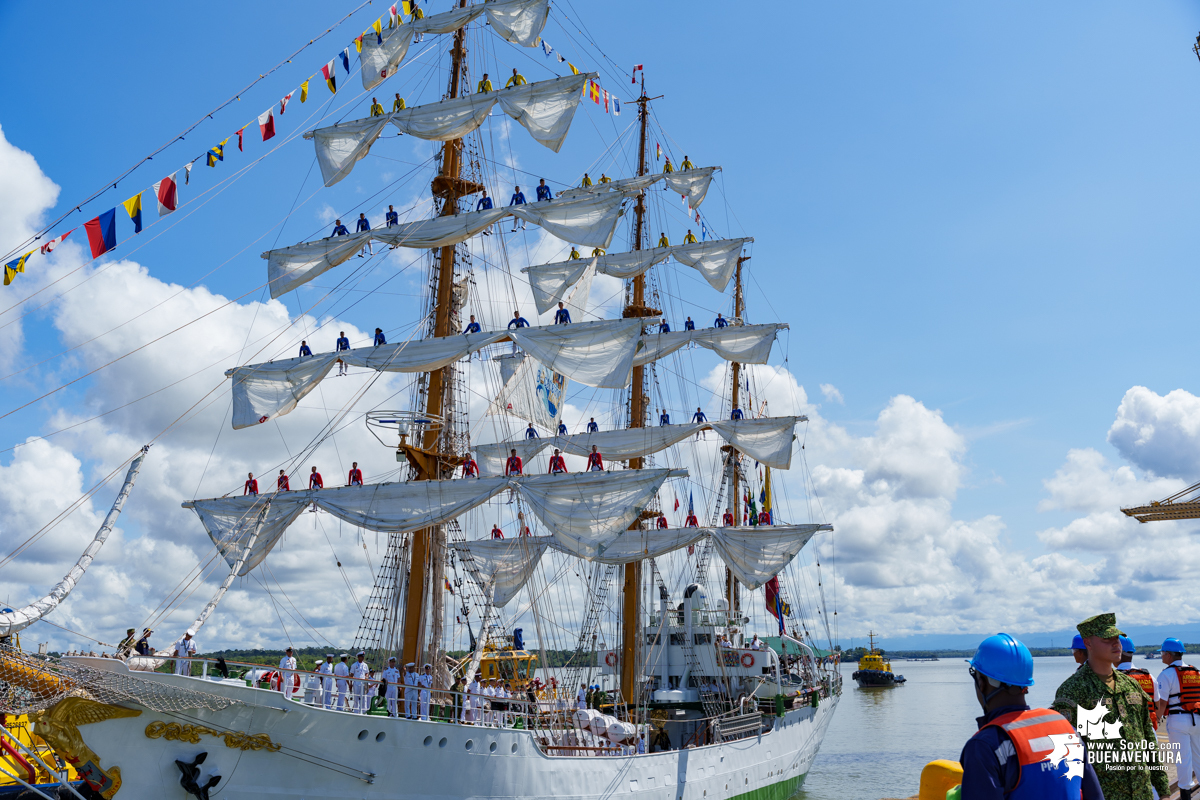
[852,632,905,687]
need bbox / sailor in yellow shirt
[681,156,694,170]
[393,93,406,112]
[369,98,386,117]
[477,73,494,93]
[591,247,606,257]
[580,173,593,188]
[505,68,527,88]
[599,174,612,184]
[662,159,674,174]
[411,3,425,42]
[569,247,581,259]
[657,232,670,248]
[683,229,698,244]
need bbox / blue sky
[2,1,1200,650]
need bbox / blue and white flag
[613,96,621,116]
[541,39,552,57]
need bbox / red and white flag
[280,90,294,115]
[631,64,643,83]
[152,173,179,216]
[236,127,245,152]
[602,89,609,113]
[39,229,74,255]
[258,109,276,141]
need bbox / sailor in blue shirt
[586,418,599,434]
[335,331,351,375]
[659,409,670,426]
[509,186,527,232]
[331,219,350,237]
[476,191,494,235]
[557,421,567,437]
[554,302,571,325]
[508,311,529,353]
[298,341,313,358]
[463,315,481,334]
[684,317,695,331]
[658,318,670,334]
[536,179,553,202]
[714,313,728,328]
[730,406,744,420]
[374,327,387,346]
[692,408,707,423]
[385,205,398,227]
[525,424,539,439]
[355,213,373,257]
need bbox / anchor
[174,751,221,800]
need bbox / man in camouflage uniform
[1051,613,1169,800]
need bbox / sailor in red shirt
[586,445,604,472]
[758,509,771,526]
[309,466,324,489]
[462,453,479,478]
[491,524,504,540]
[277,470,290,491]
[517,512,531,537]
[548,449,568,474]
[244,473,258,495]
[505,449,524,476]
[347,462,364,486]
[656,514,668,529]
[684,511,699,527]
[722,508,734,526]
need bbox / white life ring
[605,652,618,667]
[740,652,755,668]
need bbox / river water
[794,655,1131,800]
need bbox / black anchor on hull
[175,751,221,800]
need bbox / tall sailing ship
[0,1,842,797]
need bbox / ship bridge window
[669,633,686,646]
[693,633,711,645]
[517,659,530,679]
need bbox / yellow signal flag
[373,18,383,38]
[300,80,309,103]
[569,63,580,76]
[402,1,413,14]
[355,34,364,53]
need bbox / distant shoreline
[879,646,1185,659]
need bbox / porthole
[510,742,518,753]
[489,741,497,753]
[424,736,433,746]
[376,732,386,742]
[465,739,474,750]
[438,737,448,748]
[357,730,368,741]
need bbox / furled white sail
[360,29,415,91]
[451,538,548,606]
[633,323,787,367]
[710,525,830,589]
[484,0,551,46]
[189,501,270,637]
[474,416,803,473]
[188,470,684,575]
[519,469,687,559]
[0,447,149,637]
[308,73,592,186]
[228,317,641,429]
[556,168,720,208]
[522,238,751,313]
[558,528,707,563]
[263,193,627,298]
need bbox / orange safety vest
[1126,667,1158,728]
[981,708,1082,798]
[1165,663,1200,715]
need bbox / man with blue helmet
[960,633,1102,798]
[1156,637,1200,799]
[1072,633,1088,665]
[1052,613,1167,800]
[1117,635,1158,730]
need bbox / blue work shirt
[714,316,728,328]
[536,185,553,201]
[509,191,526,205]
[730,408,744,420]
[525,427,539,439]
[586,421,599,433]
[960,704,1103,800]
[463,321,481,334]
[659,413,670,425]
[557,423,567,436]
[336,337,350,351]
[298,344,313,357]
[684,319,695,331]
[508,317,530,329]
[374,331,387,346]
[356,217,371,233]
[332,224,350,237]
[692,411,707,423]
[477,196,494,211]
[658,322,670,333]
[554,308,571,325]
[385,210,398,226]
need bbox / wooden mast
[619,78,657,707]
[725,256,748,627]
[401,4,473,668]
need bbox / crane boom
[1121,481,1200,522]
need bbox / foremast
[725,256,748,618]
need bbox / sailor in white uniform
[404,662,418,719]
[172,629,197,676]
[382,657,401,717]
[482,679,495,725]
[278,647,298,701]
[305,660,323,705]
[576,683,588,710]
[351,651,371,714]
[419,663,433,720]
[320,653,335,709]
[334,654,351,711]
[464,673,481,724]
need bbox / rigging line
[28,616,119,649]
[141,548,229,635]
[251,573,295,650]
[315,514,364,618]
[194,399,233,499]
[263,561,338,649]
[0,0,379,265]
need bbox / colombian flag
[84,208,117,258]
[122,193,143,233]
[322,60,337,94]
[4,250,35,286]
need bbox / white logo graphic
[1077,703,1122,740]
[1040,732,1085,780]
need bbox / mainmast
[725,255,748,622]
[619,78,660,706]
[400,2,478,668]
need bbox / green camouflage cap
[1077,612,1125,639]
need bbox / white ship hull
[69,661,838,800]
